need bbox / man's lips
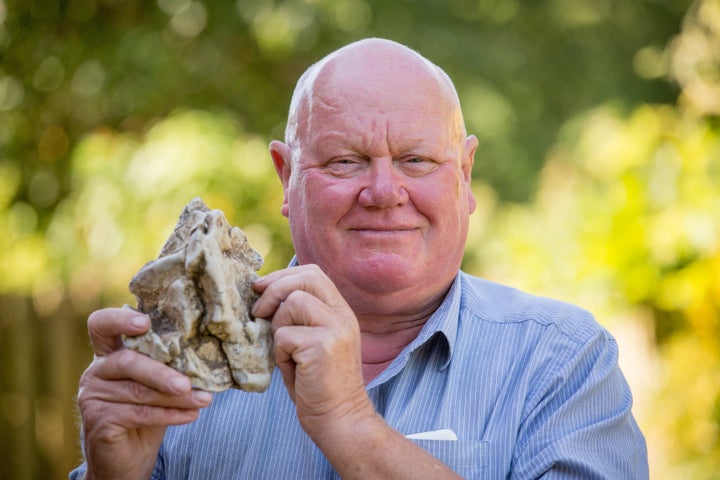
[348,226,418,232]
[346,227,421,242]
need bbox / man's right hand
[77,307,213,480]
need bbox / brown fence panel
[1,295,92,480]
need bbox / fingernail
[193,390,213,405]
[131,315,148,329]
[170,376,190,393]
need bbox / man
[71,38,648,479]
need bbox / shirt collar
[367,272,462,388]
[404,272,461,371]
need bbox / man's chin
[342,261,421,293]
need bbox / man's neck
[357,309,434,384]
[341,275,456,383]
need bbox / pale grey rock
[124,197,273,392]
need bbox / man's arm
[74,308,212,480]
[512,327,648,479]
[253,265,462,479]
[312,413,462,479]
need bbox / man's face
[274,58,477,314]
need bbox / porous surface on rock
[124,198,273,392]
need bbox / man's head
[270,38,477,316]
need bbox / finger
[88,349,207,397]
[253,266,299,291]
[80,396,203,430]
[117,404,203,428]
[273,324,362,410]
[254,264,333,298]
[269,290,325,331]
[88,307,150,356]
[273,324,314,403]
[80,373,212,411]
[253,265,346,319]
[273,323,358,375]
[273,324,313,369]
[273,333,296,403]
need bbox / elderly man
[71,38,648,479]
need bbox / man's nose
[358,158,409,208]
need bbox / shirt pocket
[410,439,488,477]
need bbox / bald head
[284,38,466,156]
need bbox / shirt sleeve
[68,446,165,479]
[68,465,86,480]
[68,459,164,480]
[150,452,165,480]
[510,328,649,479]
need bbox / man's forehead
[306,113,457,158]
[306,64,452,132]
[287,39,466,148]
[299,84,464,155]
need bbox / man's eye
[398,156,438,176]
[325,157,365,176]
[332,157,361,166]
[400,156,431,165]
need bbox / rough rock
[124,197,274,392]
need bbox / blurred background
[0,0,718,478]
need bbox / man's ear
[269,140,292,218]
[463,135,478,214]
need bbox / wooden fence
[0,295,93,480]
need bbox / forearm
[313,413,462,480]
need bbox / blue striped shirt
[71,271,648,479]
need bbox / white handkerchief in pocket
[405,428,458,441]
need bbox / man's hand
[253,264,461,479]
[77,307,213,480]
[252,264,376,440]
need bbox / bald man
[71,39,648,479]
